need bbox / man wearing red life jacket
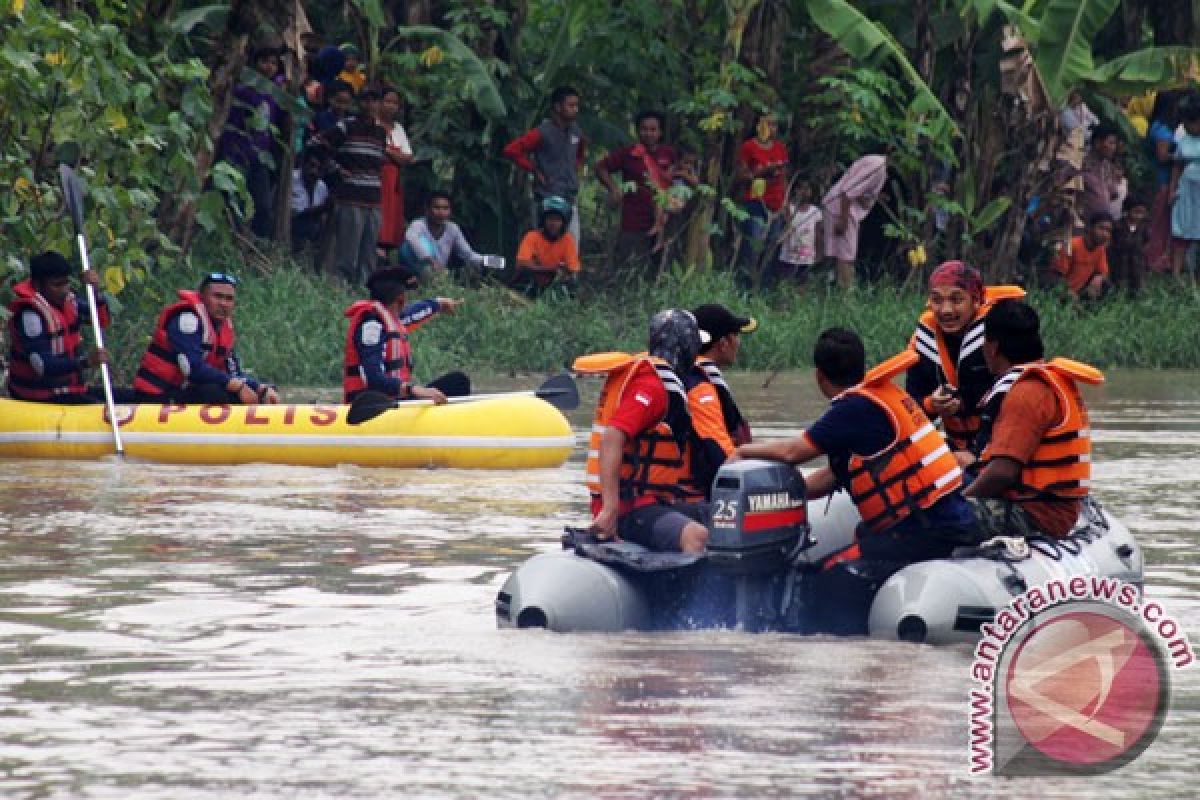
[6,251,112,403]
[343,267,463,403]
[963,300,1101,539]
[683,303,756,497]
[731,328,980,566]
[905,261,1025,453]
[577,309,710,553]
[133,273,279,405]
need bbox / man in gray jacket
[503,86,587,246]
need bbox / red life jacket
[133,290,234,397]
[836,351,964,534]
[6,280,87,401]
[343,300,413,403]
[575,352,699,511]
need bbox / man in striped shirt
[323,88,387,286]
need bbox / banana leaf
[385,26,507,122]
[1087,47,1200,97]
[1033,0,1118,106]
[805,0,959,144]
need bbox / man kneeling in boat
[960,299,1101,539]
[577,309,711,554]
[6,251,124,404]
[133,272,280,405]
[730,328,981,567]
[343,267,463,404]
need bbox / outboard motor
[496,459,811,633]
[702,460,809,630]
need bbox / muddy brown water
[0,371,1196,798]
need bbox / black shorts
[618,501,710,552]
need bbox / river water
[0,371,1195,799]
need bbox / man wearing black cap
[577,309,710,553]
[133,272,279,405]
[343,267,464,404]
[7,251,112,403]
[691,304,755,453]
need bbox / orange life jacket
[133,290,234,397]
[692,356,751,446]
[910,285,1025,450]
[837,350,964,534]
[978,358,1101,502]
[575,352,700,508]
[6,280,87,401]
[343,300,413,403]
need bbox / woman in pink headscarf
[823,154,888,288]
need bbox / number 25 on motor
[712,499,739,528]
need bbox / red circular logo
[1005,608,1167,769]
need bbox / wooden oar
[59,164,124,456]
[347,373,579,426]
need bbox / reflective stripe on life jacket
[694,356,751,445]
[6,280,87,401]
[133,290,234,397]
[910,285,1026,450]
[978,358,1101,502]
[837,350,964,534]
[575,352,698,506]
[343,300,413,403]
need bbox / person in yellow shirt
[336,43,367,94]
[513,195,580,293]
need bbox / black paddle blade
[58,164,86,235]
[346,390,398,426]
[536,372,580,411]
[427,370,471,398]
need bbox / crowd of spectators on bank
[215,36,1200,304]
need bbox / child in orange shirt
[1052,211,1112,299]
[514,196,580,293]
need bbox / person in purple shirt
[217,46,284,238]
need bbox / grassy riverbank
[102,252,1200,388]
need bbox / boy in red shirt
[735,113,789,275]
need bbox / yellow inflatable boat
[0,396,575,469]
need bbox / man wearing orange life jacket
[133,273,279,405]
[343,267,463,403]
[905,261,1025,453]
[683,303,756,496]
[6,251,113,403]
[963,299,1100,539]
[577,309,710,553]
[731,328,980,566]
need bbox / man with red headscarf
[906,261,1025,456]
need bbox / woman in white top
[376,86,414,252]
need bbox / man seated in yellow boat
[577,309,711,554]
[961,299,1101,540]
[343,267,464,404]
[6,251,118,404]
[133,272,280,405]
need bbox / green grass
[98,248,1200,389]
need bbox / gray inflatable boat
[496,460,1143,644]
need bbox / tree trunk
[160,0,298,251]
[1147,0,1198,46]
[683,0,760,269]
